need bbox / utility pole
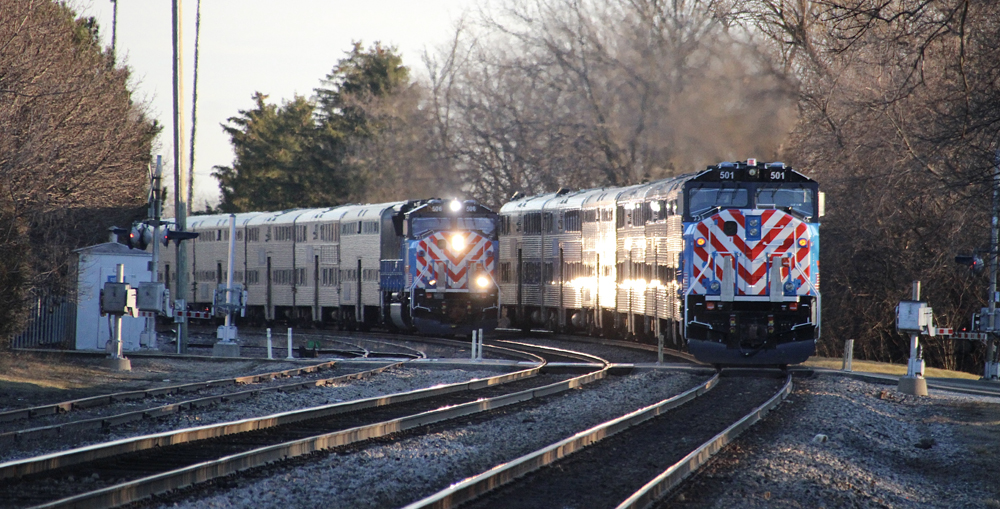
[109,0,117,56]
[987,150,1000,380]
[172,0,189,353]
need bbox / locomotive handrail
[789,246,821,338]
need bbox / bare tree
[739,0,1000,370]
[0,1,157,343]
[425,0,797,206]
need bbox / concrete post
[471,330,477,360]
[266,328,273,360]
[478,328,484,360]
[657,333,664,364]
[842,339,854,372]
[286,327,294,359]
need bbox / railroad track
[0,360,405,451]
[0,344,610,509]
[182,331,429,359]
[407,371,791,509]
[0,334,436,444]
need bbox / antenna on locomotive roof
[510,191,523,200]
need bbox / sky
[74,0,474,212]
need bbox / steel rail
[491,329,702,364]
[499,333,702,364]
[0,360,340,425]
[22,361,609,508]
[492,340,609,365]
[616,374,793,509]
[0,361,405,445]
[402,373,721,509]
[1,331,474,428]
[0,362,544,481]
[301,334,427,359]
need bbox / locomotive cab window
[455,217,497,238]
[410,217,497,239]
[755,186,816,218]
[687,186,748,218]
[410,217,451,238]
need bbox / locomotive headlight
[451,234,466,251]
[797,238,809,248]
[449,200,462,212]
[476,275,490,288]
[748,227,759,237]
[784,281,795,292]
[709,281,721,292]
[695,237,707,247]
[748,217,760,227]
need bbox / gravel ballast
[0,366,507,463]
[5,346,1000,509]
[145,370,707,509]
[668,375,1000,509]
[145,372,1000,509]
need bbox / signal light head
[955,254,985,273]
[127,224,151,250]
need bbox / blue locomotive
[498,160,822,366]
[159,198,499,337]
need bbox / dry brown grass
[803,356,981,380]
[0,354,122,391]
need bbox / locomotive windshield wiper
[692,206,720,221]
[775,206,811,222]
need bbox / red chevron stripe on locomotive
[415,231,495,289]
[691,209,812,296]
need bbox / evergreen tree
[213,94,334,212]
[312,42,411,201]
[315,41,410,137]
[214,42,413,211]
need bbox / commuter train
[159,198,499,336]
[498,160,822,366]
